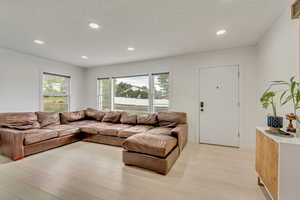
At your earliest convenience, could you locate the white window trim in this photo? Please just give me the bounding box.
[97,72,170,113]
[40,72,71,112]
[97,77,112,110]
[149,73,154,113]
[152,72,170,112]
[110,77,114,110]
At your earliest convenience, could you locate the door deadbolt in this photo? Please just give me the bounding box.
[200,102,204,112]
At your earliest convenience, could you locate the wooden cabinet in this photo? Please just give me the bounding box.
[256,129,278,200]
[256,128,300,200]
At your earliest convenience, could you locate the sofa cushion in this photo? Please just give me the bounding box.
[68,120,98,128]
[24,129,58,145]
[36,112,60,128]
[118,125,154,138]
[81,123,131,136]
[146,127,172,136]
[137,113,158,125]
[120,112,137,124]
[44,125,80,137]
[123,133,177,158]
[60,111,85,124]
[85,108,106,121]
[102,111,122,123]
[0,112,40,130]
[98,123,132,136]
[80,122,114,134]
[157,112,187,127]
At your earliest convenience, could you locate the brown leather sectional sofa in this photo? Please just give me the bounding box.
[0,109,188,174]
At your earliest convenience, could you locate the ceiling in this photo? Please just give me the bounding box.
[0,0,291,67]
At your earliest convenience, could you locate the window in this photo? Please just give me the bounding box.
[42,72,70,112]
[113,75,149,113]
[153,73,169,112]
[97,73,169,113]
[98,78,111,110]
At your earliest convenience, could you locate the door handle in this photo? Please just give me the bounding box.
[200,101,204,112]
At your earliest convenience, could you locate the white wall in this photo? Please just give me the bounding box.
[257,6,299,126]
[0,2,295,149]
[0,48,86,112]
[85,46,258,148]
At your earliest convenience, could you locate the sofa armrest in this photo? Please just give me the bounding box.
[171,124,188,152]
[0,128,25,160]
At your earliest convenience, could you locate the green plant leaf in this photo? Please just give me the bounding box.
[290,76,295,82]
[269,82,289,87]
[270,91,275,97]
[280,90,287,103]
[261,91,275,99]
[281,95,293,105]
[296,90,300,103]
[291,81,296,94]
[262,102,269,109]
[271,80,287,83]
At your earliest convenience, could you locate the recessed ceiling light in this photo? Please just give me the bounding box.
[33,40,45,45]
[89,22,100,29]
[127,47,135,51]
[81,56,88,59]
[216,29,227,36]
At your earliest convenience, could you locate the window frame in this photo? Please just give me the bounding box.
[112,74,150,113]
[152,72,170,113]
[97,72,170,113]
[97,77,112,110]
[40,72,71,112]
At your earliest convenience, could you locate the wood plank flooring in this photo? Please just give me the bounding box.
[0,142,269,200]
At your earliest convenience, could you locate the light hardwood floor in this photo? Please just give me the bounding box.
[0,142,269,200]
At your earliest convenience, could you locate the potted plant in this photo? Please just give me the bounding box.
[271,76,300,132]
[274,77,300,121]
[260,88,283,130]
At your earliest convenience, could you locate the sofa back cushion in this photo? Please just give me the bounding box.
[137,113,158,125]
[102,111,122,123]
[60,110,85,124]
[157,112,187,127]
[120,112,137,124]
[36,112,60,128]
[85,108,106,121]
[0,112,40,130]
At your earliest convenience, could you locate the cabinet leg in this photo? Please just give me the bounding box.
[257,177,264,186]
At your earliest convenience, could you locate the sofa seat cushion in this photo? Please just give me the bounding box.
[145,127,172,136]
[118,125,154,138]
[81,123,132,136]
[122,133,177,158]
[44,125,80,137]
[24,129,58,145]
[68,120,98,128]
[80,122,114,134]
[98,123,132,136]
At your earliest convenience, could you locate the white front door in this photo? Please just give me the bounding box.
[199,66,240,147]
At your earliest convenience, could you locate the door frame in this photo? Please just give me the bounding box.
[197,65,241,147]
